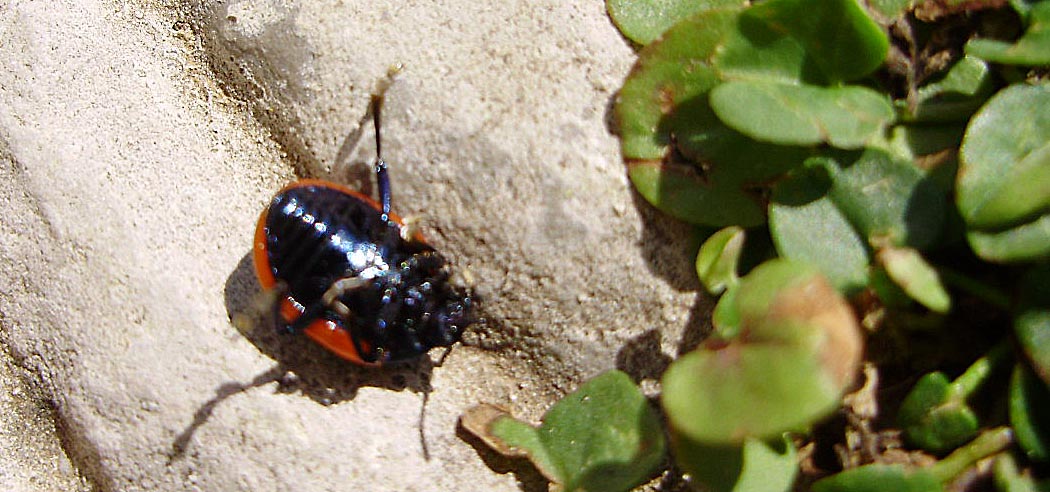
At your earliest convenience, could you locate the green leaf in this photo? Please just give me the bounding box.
[710,81,894,148]
[897,372,979,454]
[616,9,737,160]
[966,2,1050,65]
[1016,264,1050,385]
[729,0,889,84]
[958,83,1050,247]
[876,246,951,313]
[696,226,746,295]
[607,0,746,46]
[712,284,743,340]
[769,150,948,294]
[490,415,560,478]
[712,7,811,84]
[628,160,768,227]
[618,8,809,227]
[1010,364,1050,462]
[883,123,966,163]
[898,343,1010,454]
[461,405,562,481]
[769,164,871,293]
[966,213,1050,263]
[673,434,797,492]
[462,371,666,492]
[812,464,943,492]
[903,55,997,123]
[868,264,917,308]
[824,150,946,250]
[662,259,862,443]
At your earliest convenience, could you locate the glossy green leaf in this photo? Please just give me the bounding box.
[662,259,862,443]
[710,81,894,148]
[897,372,979,454]
[727,0,889,84]
[770,150,948,294]
[712,284,742,340]
[673,434,797,492]
[958,83,1050,256]
[883,123,966,163]
[463,371,665,492]
[966,214,1050,263]
[667,96,810,205]
[812,464,943,492]
[824,150,946,250]
[966,2,1050,65]
[618,8,808,227]
[903,55,997,123]
[868,264,916,308]
[1010,364,1050,462]
[696,226,745,295]
[876,246,951,313]
[898,343,1011,454]
[1016,264,1050,384]
[712,8,810,84]
[1010,0,1038,20]
[616,9,737,160]
[769,164,871,293]
[628,160,767,227]
[489,416,558,477]
[607,0,745,46]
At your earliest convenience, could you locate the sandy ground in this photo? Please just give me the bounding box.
[0,0,705,490]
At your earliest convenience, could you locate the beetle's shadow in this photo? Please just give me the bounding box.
[170,252,438,461]
[170,251,439,459]
[221,251,437,402]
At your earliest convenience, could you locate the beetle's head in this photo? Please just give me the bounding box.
[424,292,474,348]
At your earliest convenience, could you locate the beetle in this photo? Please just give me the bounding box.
[252,86,474,366]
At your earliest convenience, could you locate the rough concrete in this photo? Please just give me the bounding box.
[0,0,705,490]
[0,340,89,491]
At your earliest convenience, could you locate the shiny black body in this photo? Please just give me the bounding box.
[261,182,472,363]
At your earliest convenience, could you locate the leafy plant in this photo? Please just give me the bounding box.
[461,371,665,492]
[462,0,1050,490]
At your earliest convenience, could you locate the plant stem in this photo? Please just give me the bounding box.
[952,340,1013,397]
[929,427,1013,483]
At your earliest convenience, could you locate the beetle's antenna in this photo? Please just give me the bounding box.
[372,94,384,163]
[372,64,402,218]
[419,388,432,461]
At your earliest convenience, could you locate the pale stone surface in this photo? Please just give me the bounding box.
[0,343,88,491]
[0,0,702,490]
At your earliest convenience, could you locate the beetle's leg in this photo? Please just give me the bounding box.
[321,276,372,318]
[320,273,390,363]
